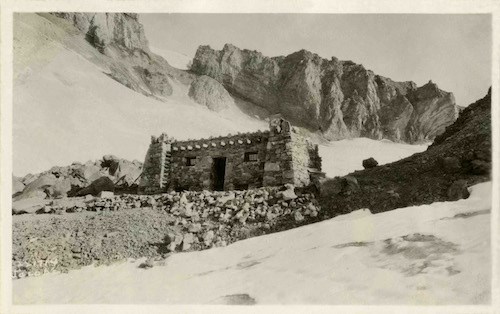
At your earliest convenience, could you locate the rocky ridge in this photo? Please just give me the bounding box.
[319,88,491,215]
[43,13,458,143]
[45,13,193,99]
[191,44,459,143]
[13,155,142,205]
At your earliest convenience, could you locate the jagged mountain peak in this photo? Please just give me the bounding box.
[191,43,458,143]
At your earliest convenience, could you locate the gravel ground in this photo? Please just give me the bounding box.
[12,209,179,278]
[12,185,321,279]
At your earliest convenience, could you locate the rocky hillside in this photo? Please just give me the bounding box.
[47,13,193,99]
[191,44,459,143]
[319,88,491,215]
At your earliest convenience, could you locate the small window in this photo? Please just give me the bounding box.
[244,152,258,162]
[186,156,197,166]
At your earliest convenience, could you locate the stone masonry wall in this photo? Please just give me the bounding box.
[140,118,322,193]
[263,118,295,186]
[289,131,322,187]
[139,134,172,194]
[169,132,269,191]
[290,131,312,186]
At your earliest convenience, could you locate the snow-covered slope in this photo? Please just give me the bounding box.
[13,14,267,176]
[14,47,266,176]
[150,46,192,70]
[13,182,491,304]
[320,138,427,177]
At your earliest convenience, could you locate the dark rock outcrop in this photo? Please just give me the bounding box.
[191,44,459,143]
[76,176,115,196]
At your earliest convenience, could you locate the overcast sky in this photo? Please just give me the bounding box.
[140,14,491,107]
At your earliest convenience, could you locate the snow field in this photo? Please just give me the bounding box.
[13,182,491,304]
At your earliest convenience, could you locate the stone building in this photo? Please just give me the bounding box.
[139,117,322,194]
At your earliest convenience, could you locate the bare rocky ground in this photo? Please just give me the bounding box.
[12,185,321,279]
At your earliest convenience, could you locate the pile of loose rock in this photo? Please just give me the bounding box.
[13,184,321,278]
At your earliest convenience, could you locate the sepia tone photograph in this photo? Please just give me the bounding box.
[1,0,498,312]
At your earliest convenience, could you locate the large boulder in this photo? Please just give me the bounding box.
[101,155,142,186]
[113,160,143,186]
[76,176,115,196]
[12,197,48,215]
[101,155,120,171]
[16,174,57,200]
[188,75,234,112]
[12,176,25,196]
[48,178,72,198]
[319,175,360,197]
[447,180,470,201]
[342,176,360,195]
[15,173,74,200]
[20,173,39,186]
[362,157,378,169]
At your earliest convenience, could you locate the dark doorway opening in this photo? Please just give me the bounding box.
[212,157,227,191]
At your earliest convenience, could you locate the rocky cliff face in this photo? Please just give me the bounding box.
[51,13,149,53]
[191,44,459,143]
[48,13,192,99]
[47,13,458,143]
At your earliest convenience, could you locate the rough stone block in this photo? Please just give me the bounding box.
[98,191,114,198]
[264,163,280,171]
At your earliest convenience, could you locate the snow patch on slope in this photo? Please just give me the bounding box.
[14,47,267,176]
[13,14,268,176]
[13,182,491,305]
[319,138,428,177]
[150,46,192,70]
